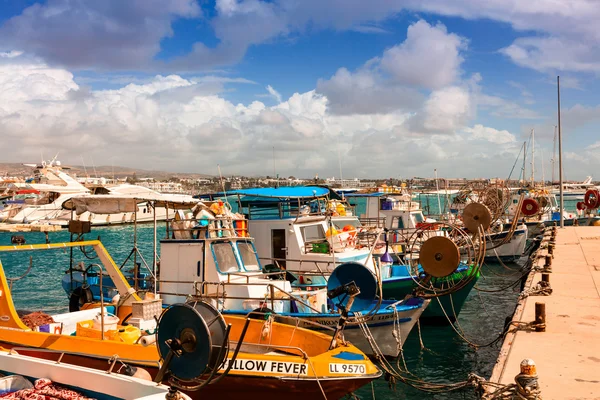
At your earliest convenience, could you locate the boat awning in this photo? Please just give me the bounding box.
[229,186,331,199]
[63,194,202,215]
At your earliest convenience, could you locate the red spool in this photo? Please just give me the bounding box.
[576,201,587,211]
[584,189,600,209]
[521,198,540,216]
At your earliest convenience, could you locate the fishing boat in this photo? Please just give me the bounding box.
[348,191,527,262]
[0,347,192,400]
[506,188,600,234]
[58,194,429,358]
[0,240,381,399]
[199,186,484,325]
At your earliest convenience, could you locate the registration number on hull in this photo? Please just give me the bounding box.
[328,363,366,374]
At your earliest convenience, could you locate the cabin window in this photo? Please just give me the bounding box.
[300,224,326,243]
[237,241,261,271]
[212,242,240,273]
[412,212,425,223]
[393,216,404,229]
[513,199,519,204]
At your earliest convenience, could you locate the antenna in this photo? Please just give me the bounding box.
[90,156,98,178]
[272,146,278,187]
[217,164,231,208]
[541,149,545,188]
[81,156,89,180]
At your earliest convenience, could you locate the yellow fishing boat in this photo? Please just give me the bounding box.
[0,241,381,399]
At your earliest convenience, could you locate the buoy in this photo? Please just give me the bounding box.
[577,201,586,211]
[325,227,339,237]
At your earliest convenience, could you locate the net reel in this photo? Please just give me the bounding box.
[406,220,485,298]
[326,262,378,348]
[154,302,232,392]
[450,183,510,223]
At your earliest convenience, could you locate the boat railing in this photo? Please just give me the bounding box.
[156,278,327,315]
[358,217,386,228]
[166,215,250,240]
[259,256,336,274]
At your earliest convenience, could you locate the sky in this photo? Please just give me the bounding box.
[0,0,599,180]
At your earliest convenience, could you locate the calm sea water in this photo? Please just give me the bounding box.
[0,198,576,398]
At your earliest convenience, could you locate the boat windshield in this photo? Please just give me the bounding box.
[212,242,241,273]
[236,241,261,271]
[412,212,425,223]
[300,224,326,243]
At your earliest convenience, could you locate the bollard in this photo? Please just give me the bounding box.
[541,273,550,283]
[535,303,546,332]
[515,359,540,398]
[548,243,554,256]
[543,255,552,271]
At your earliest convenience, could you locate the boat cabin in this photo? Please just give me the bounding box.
[346,193,431,231]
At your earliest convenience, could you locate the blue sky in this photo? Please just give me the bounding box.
[0,0,599,179]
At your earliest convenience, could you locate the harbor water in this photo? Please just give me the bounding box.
[0,198,579,399]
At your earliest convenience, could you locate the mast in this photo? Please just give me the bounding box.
[522,141,527,184]
[558,76,564,228]
[531,128,535,186]
[551,126,557,185]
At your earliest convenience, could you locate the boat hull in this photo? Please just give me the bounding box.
[483,227,527,262]
[12,345,380,400]
[226,298,429,358]
[381,267,479,324]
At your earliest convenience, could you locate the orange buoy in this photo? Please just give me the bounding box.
[521,198,539,216]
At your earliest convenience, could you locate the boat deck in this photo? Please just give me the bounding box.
[490,226,600,399]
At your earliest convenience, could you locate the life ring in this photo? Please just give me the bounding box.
[577,201,586,211]
[521,198,539,216]
[584,189,600,209]
[69,286,94,312]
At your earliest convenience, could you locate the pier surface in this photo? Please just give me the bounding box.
[490,226,600,399]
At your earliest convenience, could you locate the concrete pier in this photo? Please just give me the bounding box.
[489,226,600,399]
[0,223,62,232]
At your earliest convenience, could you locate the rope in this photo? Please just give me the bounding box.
[519,281,552,299]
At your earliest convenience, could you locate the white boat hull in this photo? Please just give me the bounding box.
[484,226,528,261]
[0,350,190,400]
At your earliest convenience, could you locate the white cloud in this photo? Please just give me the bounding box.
[380,20,467,89]
[316,67,423,115]
[420,86,471,132]
[266,85,282,103]
[464,124,516,144]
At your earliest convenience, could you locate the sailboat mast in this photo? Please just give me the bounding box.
[531,128,535,186]
[551,126,557,185]
[522,141,527,184]
[558,76,564,228]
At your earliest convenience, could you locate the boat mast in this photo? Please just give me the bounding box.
[434,168,442,216]
[522,141,527,185]
[551,126,557,185]
[558,76,564,228]
[531,128,535,187]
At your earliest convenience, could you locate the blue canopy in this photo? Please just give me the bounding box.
[229,186,330,199]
